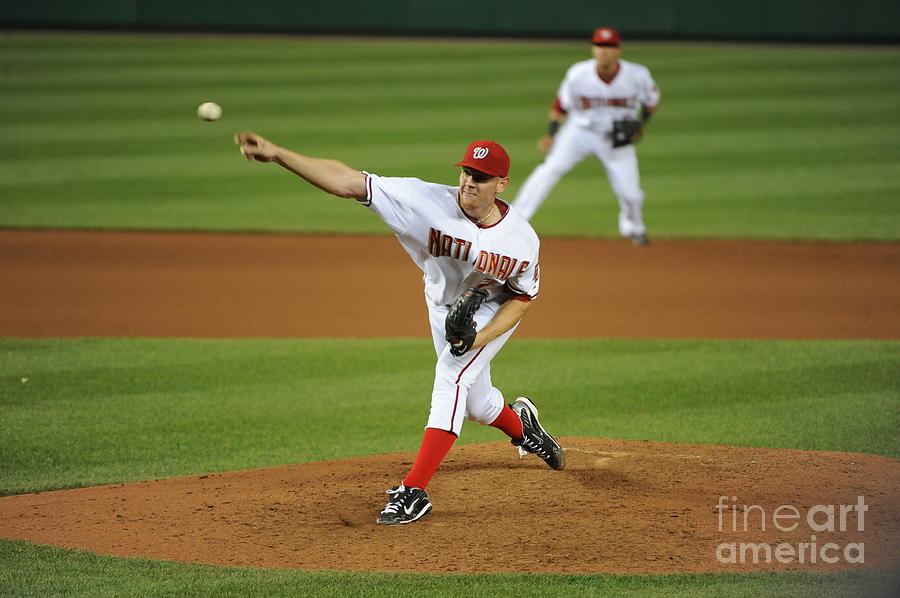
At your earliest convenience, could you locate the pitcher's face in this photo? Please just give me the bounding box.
[459,167,508,213]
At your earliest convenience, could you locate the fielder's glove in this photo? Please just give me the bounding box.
[445,288,488,356]
[612,119,642,148]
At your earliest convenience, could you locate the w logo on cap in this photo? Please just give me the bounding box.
[592,27,621,46]
[454,140,510,177]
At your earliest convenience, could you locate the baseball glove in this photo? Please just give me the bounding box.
[612,119,642,148]
[445,288,488,357]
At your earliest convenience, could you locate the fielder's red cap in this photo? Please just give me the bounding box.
[454,140,510,178]
[592,27,621,46]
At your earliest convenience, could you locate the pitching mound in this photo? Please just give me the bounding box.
[1,438,897,574]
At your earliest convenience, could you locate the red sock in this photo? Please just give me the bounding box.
[402,427,456,490]
[489,404,524,440]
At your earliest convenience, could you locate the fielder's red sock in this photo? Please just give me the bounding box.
[402,427,457,490]
[489,404,524,440]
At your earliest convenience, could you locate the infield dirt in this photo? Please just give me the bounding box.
[1,230,898,574]
[2,230,898,339]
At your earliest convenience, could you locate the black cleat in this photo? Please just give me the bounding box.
[376,485,432,525]
[511,397,566,470]
[630,233,651,246]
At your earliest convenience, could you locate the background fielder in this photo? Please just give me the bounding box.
[235,132,565,525]
[514,27,661,245]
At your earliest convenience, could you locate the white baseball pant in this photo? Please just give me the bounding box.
[425,299,518,436]
[514,122,646,238]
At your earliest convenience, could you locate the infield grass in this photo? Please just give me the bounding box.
[1,539,897,598]
[2,337,897,495]
[2,32,899,240]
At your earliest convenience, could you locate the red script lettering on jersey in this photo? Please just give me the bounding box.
[474,251,529,281]
[429,228,473,261]
[428,228,529,282]
[579,96,635,109]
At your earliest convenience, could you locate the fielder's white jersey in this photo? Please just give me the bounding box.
[361,173,541,308]
[557,58,660,134]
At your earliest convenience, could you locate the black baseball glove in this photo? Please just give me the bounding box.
[612,119,642,148]
[445,288,488,356]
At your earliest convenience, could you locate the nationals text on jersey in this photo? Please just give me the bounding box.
[428,227,531,282]
[580,96,635,109]
[428,227,473,261]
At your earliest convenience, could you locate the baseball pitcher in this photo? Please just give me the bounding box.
[235,133,565,525]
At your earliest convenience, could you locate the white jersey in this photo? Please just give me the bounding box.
[361,173,541,308]
[557,58,660,134]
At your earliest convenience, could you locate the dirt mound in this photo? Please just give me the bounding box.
[1,438,897,574]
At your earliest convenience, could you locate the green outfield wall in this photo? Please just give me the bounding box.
[2,0,898,41]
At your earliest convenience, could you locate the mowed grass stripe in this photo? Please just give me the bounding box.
[2,32,899,238]
[2,337,896,496]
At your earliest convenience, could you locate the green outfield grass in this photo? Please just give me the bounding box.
[1,337,898,596]
[2,32,899,240]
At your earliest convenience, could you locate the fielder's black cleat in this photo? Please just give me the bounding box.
[511,397,566,470]
[376,485,432,525]
[630,233,651,246]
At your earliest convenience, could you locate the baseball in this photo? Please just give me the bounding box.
[197,102,222,121]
